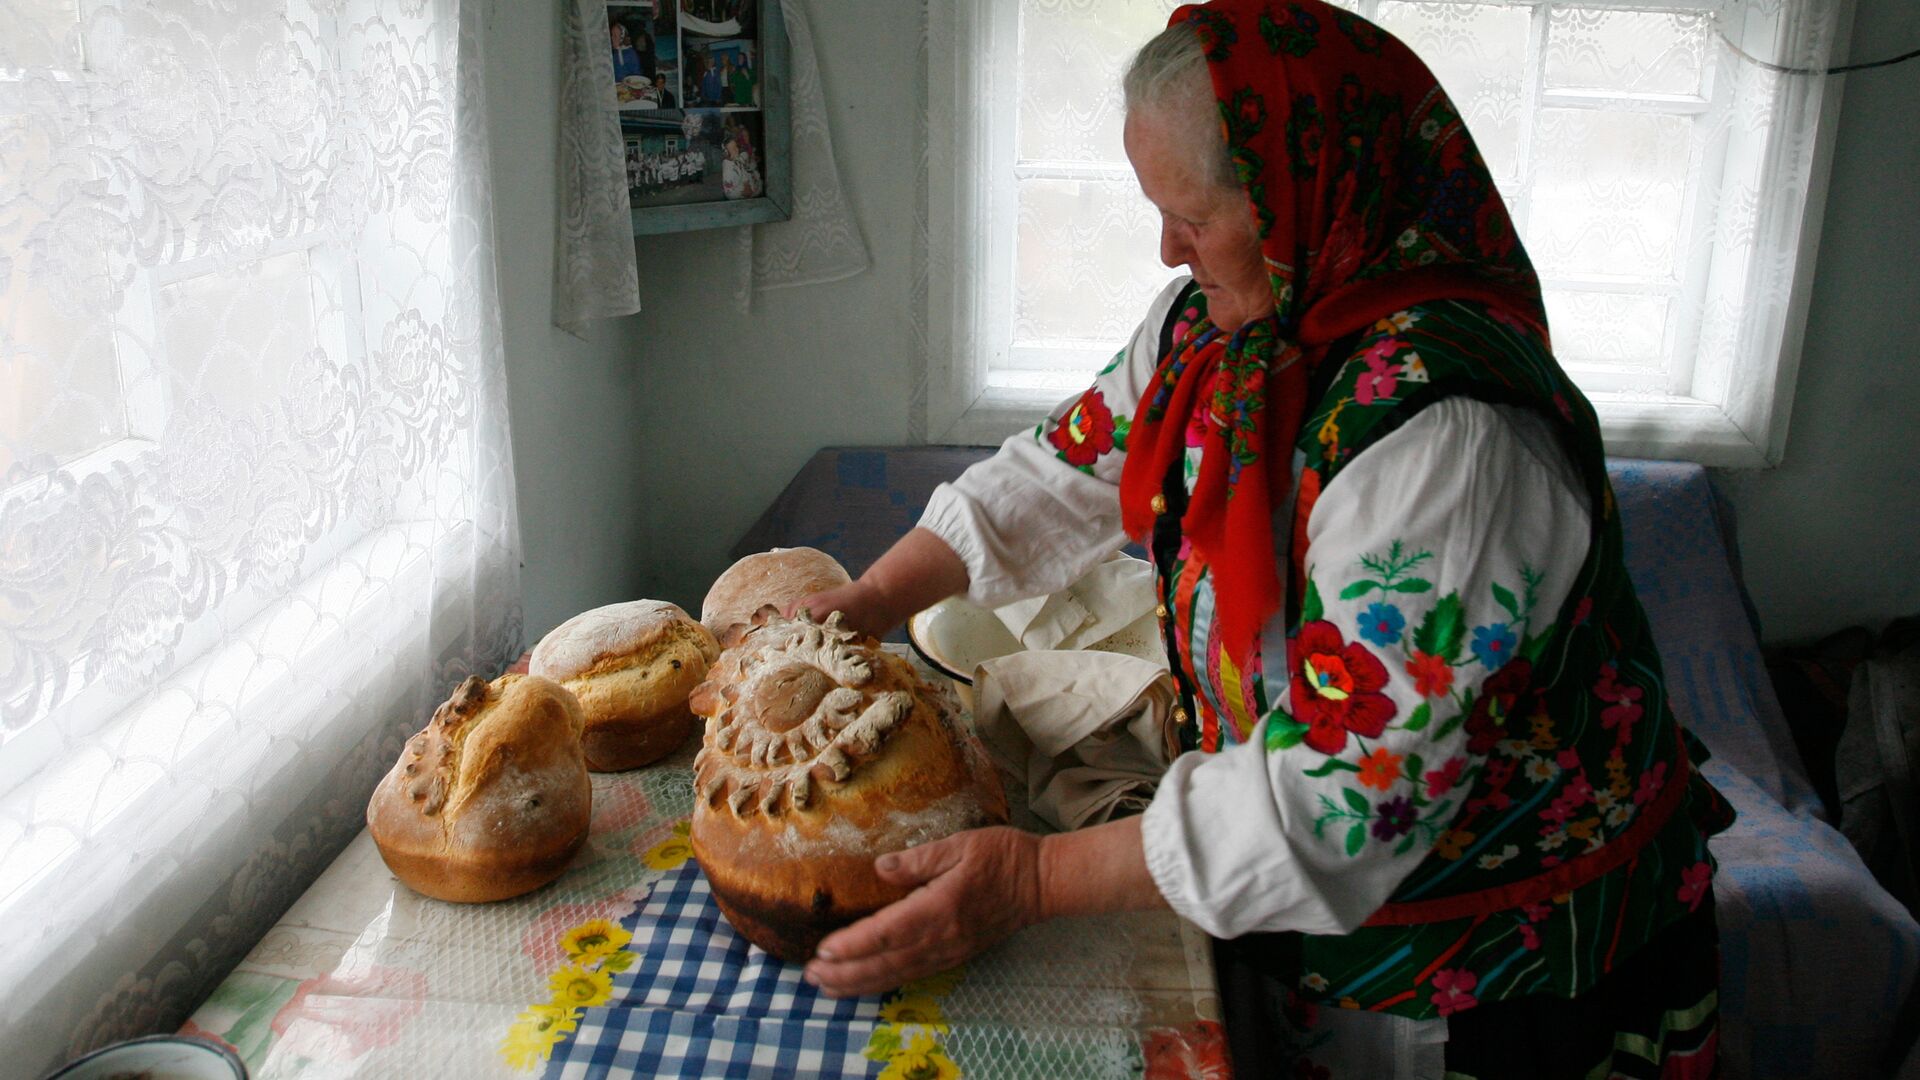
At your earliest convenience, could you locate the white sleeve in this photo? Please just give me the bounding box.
[1140,397,1592,938]
[918,276,1190,608]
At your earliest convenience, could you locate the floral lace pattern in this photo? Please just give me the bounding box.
[0,1,521,1071]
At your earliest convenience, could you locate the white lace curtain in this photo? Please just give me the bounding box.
[0,0,521,1073]
[552,0,870,333]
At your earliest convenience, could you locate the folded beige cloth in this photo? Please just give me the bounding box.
[973,650,1180,832]
[993,553,1157,652]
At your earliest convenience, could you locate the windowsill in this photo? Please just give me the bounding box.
[0,516,467,997]
[935,380,1779,467]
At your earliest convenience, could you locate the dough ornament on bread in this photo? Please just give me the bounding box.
[701,547,852,642]
[688,609,1009,962]
[368,674,591,903]
[531,600,719,771]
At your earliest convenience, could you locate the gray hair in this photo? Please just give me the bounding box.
[1122,21,1236,191]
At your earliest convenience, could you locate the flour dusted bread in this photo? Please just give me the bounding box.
[701,547,852,641]
[368,674,591,903]
[531,600,720,771]
[688,610,1008,961]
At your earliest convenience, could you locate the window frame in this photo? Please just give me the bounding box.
[923,0,1858,466]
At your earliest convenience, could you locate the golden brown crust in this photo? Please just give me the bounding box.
[701,548,853,640]
[367,674,592,903]
[688,611,1007,961]
[531,601,719,772]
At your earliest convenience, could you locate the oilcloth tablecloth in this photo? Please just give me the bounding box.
[181,654,1225,1079]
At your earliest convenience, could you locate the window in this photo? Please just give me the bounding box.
[0,0,519,1059]
[924,0,1855,465]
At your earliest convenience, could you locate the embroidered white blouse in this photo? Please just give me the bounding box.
[918,277,1594,938]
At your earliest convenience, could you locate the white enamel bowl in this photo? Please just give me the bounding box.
[45,1035,248,1079]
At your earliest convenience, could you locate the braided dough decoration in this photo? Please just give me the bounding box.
[688,610,1008,961]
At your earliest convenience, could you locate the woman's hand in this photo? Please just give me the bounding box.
[789,579,894,639]
[803,827,1044,998]
[784,527,971,640]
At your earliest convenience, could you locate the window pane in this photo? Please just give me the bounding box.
[0,0,81,71]
[1013,177,1174,355]
[1018,0,1180,164]
[157,250,316,418]
[1545,8,1711,98]
[1374,1,1530,180]
[1542,289,1669,374]
[1525,108,1691,280]
[0,113,127,475]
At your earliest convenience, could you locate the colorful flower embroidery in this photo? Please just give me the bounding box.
[1356,747,1404,791]
[1290,620,1396,754]
[1371,795,1416,840]
[1470,622,1517,669]
[1356,601,1405,647]
[1677,861,1712,911]
[1429,968,1479,1016]
[1405,649,1454,698]
[1046,387,1118,468]
[1464,658,1532,754]
[1424,756,1464,797]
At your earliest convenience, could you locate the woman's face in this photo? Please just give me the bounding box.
[1124,105,1269,332]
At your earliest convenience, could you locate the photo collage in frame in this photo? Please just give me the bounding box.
[611,0,766,209]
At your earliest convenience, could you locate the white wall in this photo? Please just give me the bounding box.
[1711,0,1920,644]
[493,0,1919,648]
[485,0,659,641]
[616,0,923,614]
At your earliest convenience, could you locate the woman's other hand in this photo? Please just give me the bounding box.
[803,827,1043,998]
[790,579,893,639]
[784,527,970,639]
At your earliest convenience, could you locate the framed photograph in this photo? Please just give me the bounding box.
[612,0,789,234]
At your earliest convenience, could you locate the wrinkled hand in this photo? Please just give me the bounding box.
[804,827,1045,997]
[788,580,898,639]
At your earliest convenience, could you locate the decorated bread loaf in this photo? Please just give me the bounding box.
[530,600,720,771]
[688,610,1009,962]
[368,674,591,903]
[701,547,852,642]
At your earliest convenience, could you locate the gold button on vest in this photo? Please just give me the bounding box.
[1172,706,1190,725]
[1150,493,1167,515]
[1154,603,1168,620]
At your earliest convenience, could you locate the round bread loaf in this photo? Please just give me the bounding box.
[688,610,1008,962]
[530,600,720,772]
[368,674,591,903]
[701,547,852,642]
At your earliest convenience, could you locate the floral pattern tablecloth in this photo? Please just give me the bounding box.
[181,668,1225,1079]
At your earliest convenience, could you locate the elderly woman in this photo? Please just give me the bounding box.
[799,1,1733,1075]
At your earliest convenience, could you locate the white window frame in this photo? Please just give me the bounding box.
[924,0,1857,467]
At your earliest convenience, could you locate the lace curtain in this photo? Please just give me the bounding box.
[553,0,869,334]
[0,0,521,1073]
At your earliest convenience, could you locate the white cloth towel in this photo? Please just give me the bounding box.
[973,650,1179,832]
[994,552,1157,652]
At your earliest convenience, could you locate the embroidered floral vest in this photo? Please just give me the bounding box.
[1150,290,1734,1019]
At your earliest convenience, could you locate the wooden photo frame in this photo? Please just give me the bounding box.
[610,0,791,235]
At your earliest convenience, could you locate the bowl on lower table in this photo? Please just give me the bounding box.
[43,1035,248,1079]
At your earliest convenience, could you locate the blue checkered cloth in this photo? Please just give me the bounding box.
[545,862,883,1079]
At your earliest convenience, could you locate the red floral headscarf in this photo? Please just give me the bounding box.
[1117,0,1548,666]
